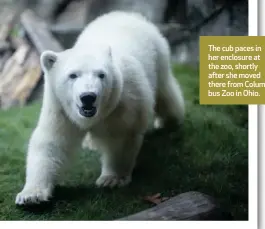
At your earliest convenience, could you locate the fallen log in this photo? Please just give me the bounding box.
[0,42,41,109]
[11,51,41,107]
[117,191,232,220]
[0,50,12,73]
[4,9,66,106]
[20,9,63,54]
[50,21,191,49]
[0,8,17,41]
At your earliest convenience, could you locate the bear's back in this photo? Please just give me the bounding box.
[73,11,168,90]
[74,11,164,61]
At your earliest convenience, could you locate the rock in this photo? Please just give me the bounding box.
[51,0,168,49]
[0,41,11,55]
[170,0,248,66]
[86,0,167,24]
[20,10,63,54]
[50,0,248,66]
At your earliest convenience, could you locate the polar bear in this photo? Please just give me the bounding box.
[15,11,185,205]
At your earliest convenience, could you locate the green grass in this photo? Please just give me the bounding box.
[0,65,248,220]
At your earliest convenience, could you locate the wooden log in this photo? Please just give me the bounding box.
[0,37,41,109]
[50,23,84,48]
[117,191,232,220]
[0,8,16,41]
[50,21,190,48]
[0,9,65,109]
[0,50,13,73]
[11,51,41,107]
[50,0,90,48]
[0,60,24,109]
[0,41,11,54]
[52,0,76,20]
[20,9,63,54]
[34,0,75,22]
[0,49,41,109]
[1,42,30,77]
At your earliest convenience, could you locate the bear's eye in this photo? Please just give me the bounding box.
[69,73,78,79]
[97,71,106,79]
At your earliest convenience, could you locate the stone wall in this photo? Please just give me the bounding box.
[24,0,249,66]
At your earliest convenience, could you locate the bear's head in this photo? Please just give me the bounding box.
[40,46,123,129]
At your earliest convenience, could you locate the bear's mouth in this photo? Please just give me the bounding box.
[78,106,97,118]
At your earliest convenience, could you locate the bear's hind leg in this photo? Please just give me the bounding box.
[154,72,185,129]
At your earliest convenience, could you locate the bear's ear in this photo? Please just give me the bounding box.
[40,50,58,72]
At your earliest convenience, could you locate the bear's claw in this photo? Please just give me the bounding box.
[15,188,51,205]
[96,175,131,188]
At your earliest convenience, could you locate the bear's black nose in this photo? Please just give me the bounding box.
[80,92,97,107]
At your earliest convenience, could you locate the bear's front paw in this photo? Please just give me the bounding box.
[96,175,131,188]
[15,187,52,205]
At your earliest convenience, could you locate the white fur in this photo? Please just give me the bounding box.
[15,11,185,205]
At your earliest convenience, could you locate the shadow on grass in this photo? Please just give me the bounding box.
[16,127,185,216]
[15,115,247,220]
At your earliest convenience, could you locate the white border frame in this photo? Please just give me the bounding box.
[247,0,258,228]
[258,0,264,228]
[1,0,258,228]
